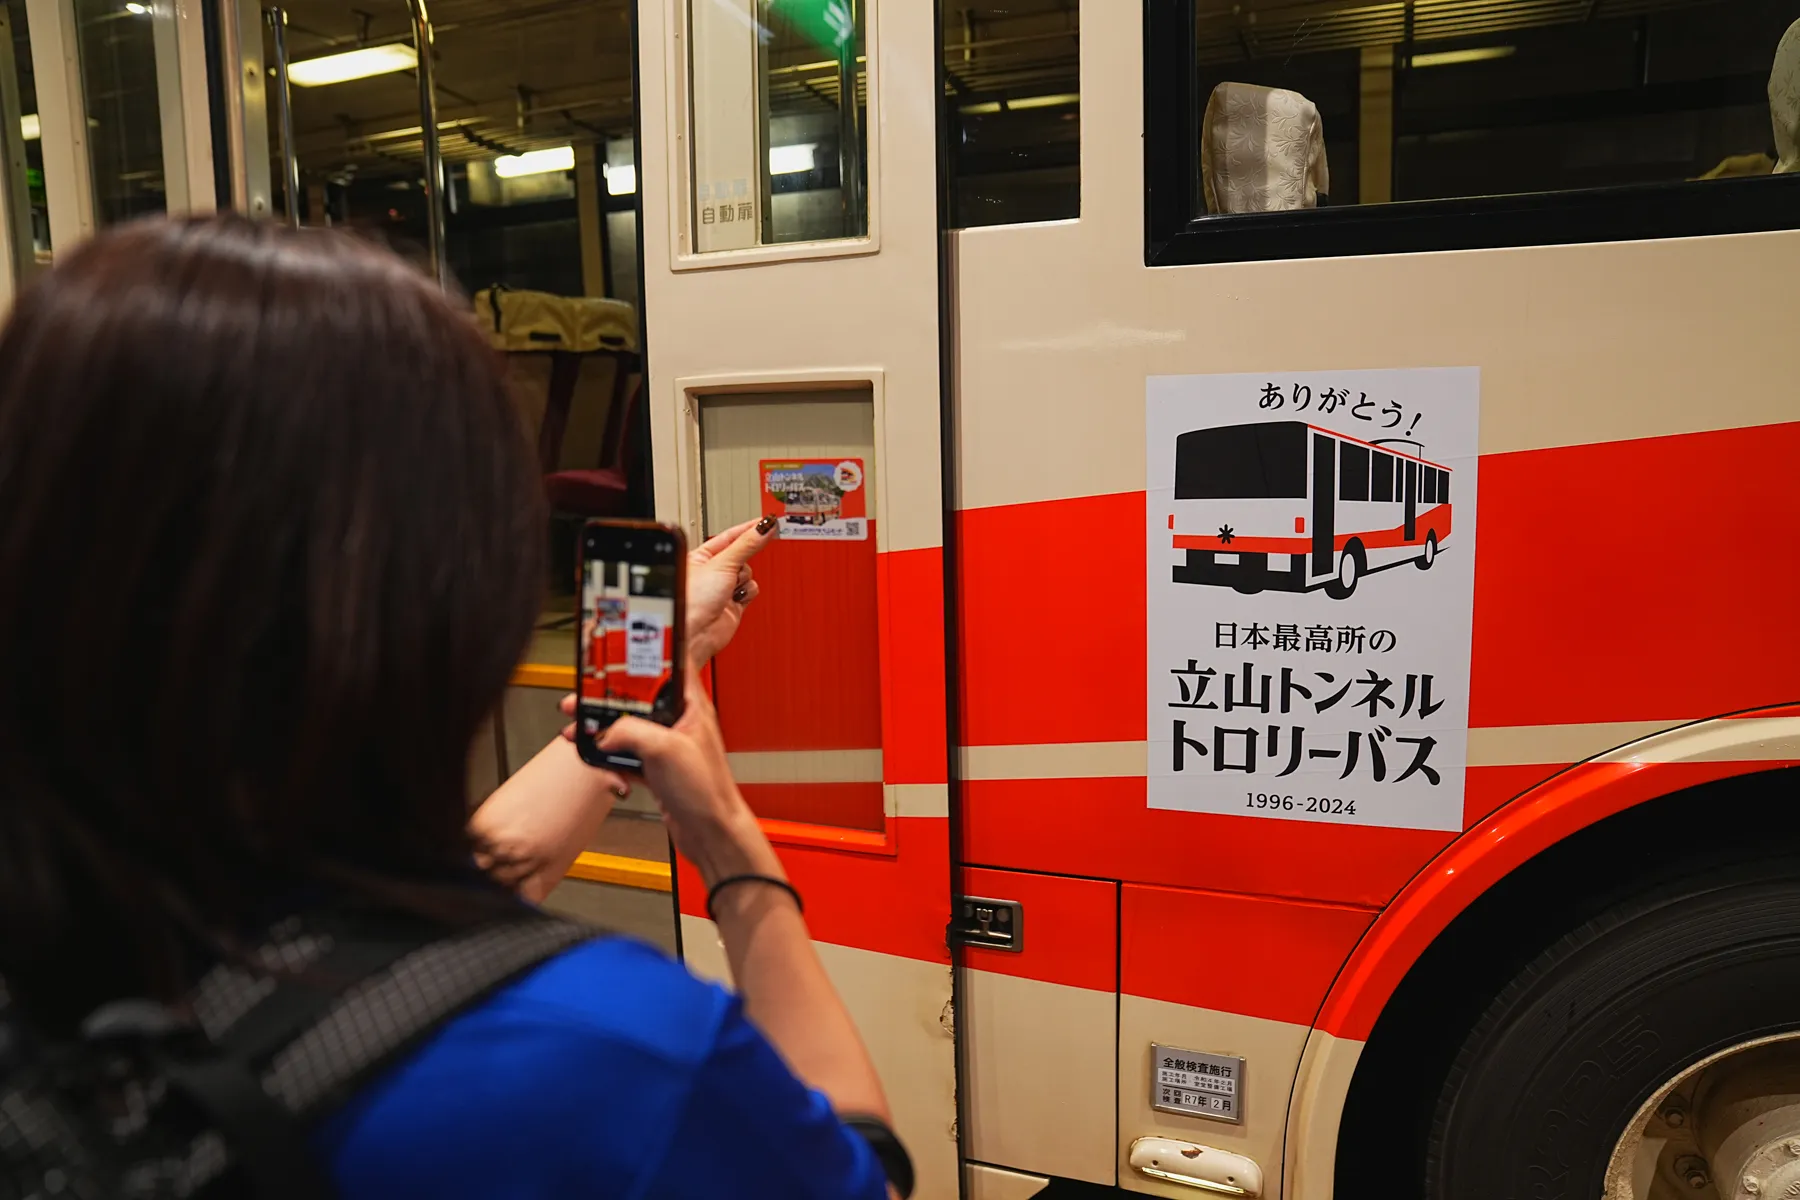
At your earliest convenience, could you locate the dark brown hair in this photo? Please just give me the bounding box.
[0,217,544,1027]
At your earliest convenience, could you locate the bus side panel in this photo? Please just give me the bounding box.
[959,868,1119,1186]
[1115,886,1373,1191]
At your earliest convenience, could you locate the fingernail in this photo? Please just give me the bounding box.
[613,784,631,799]
[755,516,777,534]
[732,585,748,603]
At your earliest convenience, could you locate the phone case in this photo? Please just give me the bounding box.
[573,520,687,772]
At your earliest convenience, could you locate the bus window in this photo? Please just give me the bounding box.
[1371,451,1395,502]
[1174,420,1309,499]
[71,0,169,225]
[686,0,868,253]
[944,0,1079,228]
[1441,470,1450,503]
[1146,0,1800,261]
[1339,441,1370,501]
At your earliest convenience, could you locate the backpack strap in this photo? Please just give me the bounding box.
[264,914,598,1119]
[166,910,600,1194]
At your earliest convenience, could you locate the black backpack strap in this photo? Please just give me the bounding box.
[264,914,598,1119]
[166,911,599,1195]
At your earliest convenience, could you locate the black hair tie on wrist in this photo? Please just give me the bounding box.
[704,874,803,920]
[842,1115,914,1198]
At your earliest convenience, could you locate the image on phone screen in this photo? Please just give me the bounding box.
[578,555,679,738]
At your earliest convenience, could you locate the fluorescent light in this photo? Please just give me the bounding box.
[124,2,150,13]
[768,143,816,174]
[288,43,418,88]
[494,146,575,178]
[959,92,1080,115]
[1410,45,1514,68]
[604,162,636,195]
[20,113,38,141]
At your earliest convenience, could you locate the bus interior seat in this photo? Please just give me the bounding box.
[474,286,643,520]
[1200,81,1330,214]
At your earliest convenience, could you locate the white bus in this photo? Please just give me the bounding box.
[1168,419,1452,599]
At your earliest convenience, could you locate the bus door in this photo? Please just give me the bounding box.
[1403,458,1418,541]
[635,3,955,1197]
[1310,432,1335,577]
[0,0,216,304]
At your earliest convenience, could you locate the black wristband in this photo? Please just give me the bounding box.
[704,874,803,920]
[842,1115,914,1198]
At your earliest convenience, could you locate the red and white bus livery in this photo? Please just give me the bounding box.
[1169,420,1452,600]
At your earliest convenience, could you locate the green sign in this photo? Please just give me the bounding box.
[767,0,854,53]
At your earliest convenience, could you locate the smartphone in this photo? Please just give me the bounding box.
[575,519,687,771]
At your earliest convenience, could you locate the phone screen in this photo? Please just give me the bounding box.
[576,521,685,768]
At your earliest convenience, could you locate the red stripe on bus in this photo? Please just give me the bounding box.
[1303,422,1452,472]
[961,867,1116,993]
[1470,421,1800,727]
[677,815,951,966]
[1172,503,1452,555]
[1726,704,1800,719]
[959,423,1800,748]
[960,764,1557,905]
[712,521,882,751]
[962,775,1454,907]
[1121,884,1374,1027]
[1317,758,1798,1041]
[958,491,1148,748]
[879,547,948,784]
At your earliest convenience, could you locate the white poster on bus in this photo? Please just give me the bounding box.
[1145,368,1480,832]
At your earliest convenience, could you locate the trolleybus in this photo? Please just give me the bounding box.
[7,1,1797,1197]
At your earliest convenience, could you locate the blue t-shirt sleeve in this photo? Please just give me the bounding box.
[638,993,889,1200]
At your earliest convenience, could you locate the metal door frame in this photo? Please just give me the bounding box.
[18,0,215,259]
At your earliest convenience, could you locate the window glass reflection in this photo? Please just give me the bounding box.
[688,0,868,251]
[75,0,167,225]
[944,0,1079,228]
[1191,0,1799,214]
[266,0,644,660]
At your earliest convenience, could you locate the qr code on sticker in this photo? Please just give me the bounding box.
[844,521,862,537]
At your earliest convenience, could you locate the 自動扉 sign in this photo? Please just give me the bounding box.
[1145,368,1481,832]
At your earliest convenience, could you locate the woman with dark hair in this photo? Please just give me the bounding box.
[0,217,899,1198]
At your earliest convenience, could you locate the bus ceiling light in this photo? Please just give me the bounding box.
[768,143,816,175]
[1410,45,1514,68]
[960,92,1080,115]
[603,163,636,196]
[19,113,38,141]
[287,43,419,88]
[124,2,150,13]
[494,146,575,178]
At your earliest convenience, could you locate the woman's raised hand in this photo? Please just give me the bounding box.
[686,517,777,668]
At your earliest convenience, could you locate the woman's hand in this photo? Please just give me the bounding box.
[687,517,776,668]
[595,667,782,886]
[558,517,775,743]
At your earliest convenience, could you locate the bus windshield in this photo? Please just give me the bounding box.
[1173,421,1309,499]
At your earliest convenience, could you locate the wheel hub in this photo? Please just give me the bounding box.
[1606,1036,1800,1200]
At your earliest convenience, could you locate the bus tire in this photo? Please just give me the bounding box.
[1416,531,1437,570]
[1324,541,1363,599]
[1422,858,1800,1200]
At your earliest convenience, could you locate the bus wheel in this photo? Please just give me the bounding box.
[1423,860,1800,1200]
[1325,542,1362,599]
[1416,532,1438,570]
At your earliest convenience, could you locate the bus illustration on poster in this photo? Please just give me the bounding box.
[1146,368,1480,833]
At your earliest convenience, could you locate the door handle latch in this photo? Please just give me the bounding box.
[948,896,1022,952]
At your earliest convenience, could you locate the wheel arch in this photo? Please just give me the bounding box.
[1282,705,1800,1200]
